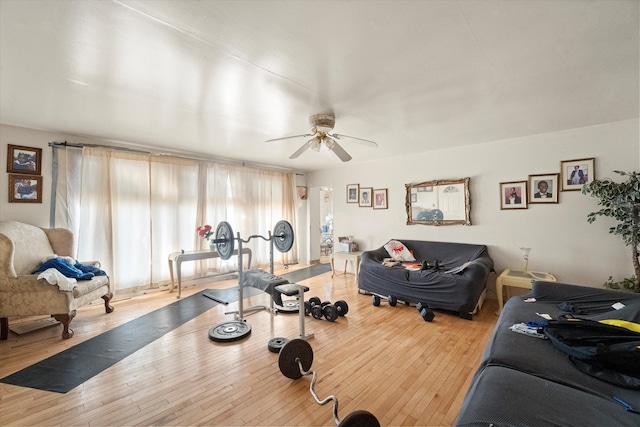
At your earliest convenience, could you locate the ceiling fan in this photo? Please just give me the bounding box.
[266,114,378,162]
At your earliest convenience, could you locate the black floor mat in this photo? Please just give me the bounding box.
[0,286,262,393]
[0,264,328,393]
[280,263,331,283]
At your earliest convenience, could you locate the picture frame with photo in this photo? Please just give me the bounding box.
[528,173,559,203]
[9,174,42,203]
[346,184,359,203]
[297,186,308,200]
[7,144,42,175]
[500,181,527,210]
[373,188,388,210]
[561,157,595,191]
[359,187,373,207]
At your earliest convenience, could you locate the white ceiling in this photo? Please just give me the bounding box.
[1,0,638,172]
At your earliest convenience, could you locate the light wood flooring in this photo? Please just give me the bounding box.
[0,264,498,426]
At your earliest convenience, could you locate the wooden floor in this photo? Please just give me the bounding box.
[0,264,498,426]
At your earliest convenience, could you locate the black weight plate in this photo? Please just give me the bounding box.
[304,301,311,316]
[321,300,331,307]
[388,295,397,306]
[215,221,235,260]
[338,410,381,427]
[335,300,349,316]
[208,321,251,342]
[268,337,290,353]
[311,305,323,320]
[308,296,321,307]
[372,295,380,306]
[322,304,338,322]
[273,220,294,253]
[278,338,313,380]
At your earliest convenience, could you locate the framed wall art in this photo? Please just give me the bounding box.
[500,181,527,210]
[297,186,308,200]
[346,184,359,203]
[373,188,388,210]
[529,173,559,203]
[9,174,42,203]
[359,187,373,207]
[561,157,595,191]
[7,144,42,175]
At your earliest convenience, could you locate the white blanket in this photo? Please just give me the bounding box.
[37,268,77,291]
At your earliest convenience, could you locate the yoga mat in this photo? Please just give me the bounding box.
[0,286,262,393]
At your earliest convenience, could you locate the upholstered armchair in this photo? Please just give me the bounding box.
[0,221,113,340]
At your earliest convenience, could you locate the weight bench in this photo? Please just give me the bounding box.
[275,283,313,340]
[238,269,302,313]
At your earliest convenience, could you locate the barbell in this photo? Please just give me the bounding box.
[278,339,380,427]
[209,220,295,260]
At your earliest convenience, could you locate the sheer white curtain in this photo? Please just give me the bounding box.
[54,146,297,296]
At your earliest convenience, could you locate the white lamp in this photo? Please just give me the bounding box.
[519,247,532,273]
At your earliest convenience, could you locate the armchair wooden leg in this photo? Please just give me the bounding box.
[52,311,76,339]
[102,292,114,313]
[1,317,8,340]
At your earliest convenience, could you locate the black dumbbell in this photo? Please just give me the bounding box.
[416,301,435,322]
[371,294,399,307]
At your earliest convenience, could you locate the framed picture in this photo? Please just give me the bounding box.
[373,188,388,210]
[561,157,595,191]
[9,174,42,203]
[7,144,42,175]
[346,184,359,203]
[528,173,559,203]
[297,186,308,200]
[359,187,373,207]
[500,181,527,210]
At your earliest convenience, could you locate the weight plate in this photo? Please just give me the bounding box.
[268,337,290,353]
[277,300,299,313]
[372,295,380,306]
[273,220,294,253]
[322,304,338,322]
[215,221,235,260]
[311,305,323,320]
[338,410,381,427]
[335,300,349,316]
[304,301,311,316]
[208,321,251,342]
[278,338,313,380]
[388,295,397,307]
[308,296,321,307]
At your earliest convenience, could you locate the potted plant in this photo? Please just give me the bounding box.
[582,170,640,292]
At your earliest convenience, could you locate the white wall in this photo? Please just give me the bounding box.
[306,119,640,291]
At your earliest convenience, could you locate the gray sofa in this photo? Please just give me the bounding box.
[455,280,640,426]
[357,240,494,319]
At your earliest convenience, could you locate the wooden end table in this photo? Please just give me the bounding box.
[496,269,556,313]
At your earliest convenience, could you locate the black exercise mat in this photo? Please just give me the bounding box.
[0,286,262,393]
[280,263,331,283]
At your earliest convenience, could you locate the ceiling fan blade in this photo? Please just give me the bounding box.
[289,137,317,159]
[325,136,352,162]
[266,133,313,143]
[331,133,378,148]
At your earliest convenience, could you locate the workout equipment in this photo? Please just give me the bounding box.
[417,302,435,322]
[278,339,380,427]
[268,337,290,353]
[208,220,296,343]
[275,283,314,340]
[305,299,348,322]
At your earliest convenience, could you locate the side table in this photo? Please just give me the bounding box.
[330,251,363,280]
[496,269,556,313]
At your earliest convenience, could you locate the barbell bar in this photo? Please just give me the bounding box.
[210,220,295,260]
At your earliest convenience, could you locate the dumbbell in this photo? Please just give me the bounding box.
[306,298,349,322]
[416,301,435,322]
[278,339,380,427]
[371,294,405,307]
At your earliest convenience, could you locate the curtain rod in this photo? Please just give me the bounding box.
[49,141,302,174]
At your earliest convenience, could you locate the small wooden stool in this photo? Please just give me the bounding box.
[274,284,313,340]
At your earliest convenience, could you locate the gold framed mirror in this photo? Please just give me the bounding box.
[405,177,471,225]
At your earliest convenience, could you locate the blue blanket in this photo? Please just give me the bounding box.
[32,258,106,280]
